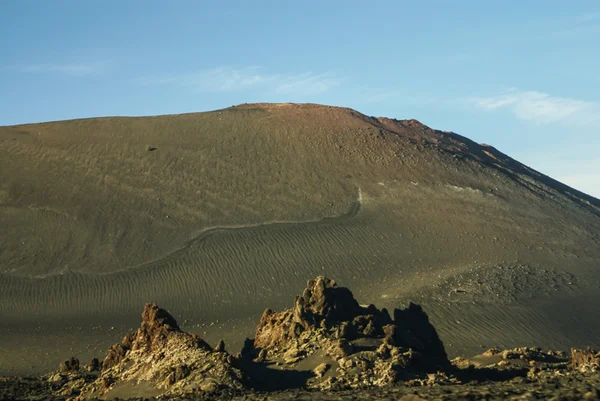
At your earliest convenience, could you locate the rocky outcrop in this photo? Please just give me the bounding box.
[250,276,450,389]
[571,348,600,372]
[43,276,600,398]
[59,357,80,373]
[74,303,245,399]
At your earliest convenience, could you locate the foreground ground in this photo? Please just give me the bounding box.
[2,365,599,400]
[1,277,598,400]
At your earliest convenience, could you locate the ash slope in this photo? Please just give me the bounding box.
[0,103,599,375]
[2,102,598,277]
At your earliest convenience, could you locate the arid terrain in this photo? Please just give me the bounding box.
[1,277,599,400]
[1,103,599,399]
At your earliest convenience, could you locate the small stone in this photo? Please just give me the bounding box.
[362,320,377,337]
[48,373,64,383]
[199,379,219,392]
[313,363,330,378]
[483,348,500,357]
[284,355,301,364]
[215,339,226,352]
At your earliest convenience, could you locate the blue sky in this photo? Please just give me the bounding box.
[1,1,599,198]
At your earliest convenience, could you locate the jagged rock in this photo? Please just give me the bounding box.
[483,348,501,357]
[215,339,226,352]
[392,303,450,371]
[42,277,455,396]
[314,363,331,378]
[102,343,129,371]
[327,339,354,360]
[255,277,394,350]
[59,357,79,373]
[86,357,101,372]
[74,303,245,399]
[48,373,65,383]
[240,337,254,357]
[336,321,356,340]
[254,348,268,363]
[251,276,450,388]
[571,348,600,372]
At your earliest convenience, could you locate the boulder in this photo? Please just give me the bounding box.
[58,357,79,373]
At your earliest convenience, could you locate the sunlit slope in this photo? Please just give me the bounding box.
[1,103,598,277]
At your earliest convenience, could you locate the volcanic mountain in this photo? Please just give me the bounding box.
[1,103,599,375]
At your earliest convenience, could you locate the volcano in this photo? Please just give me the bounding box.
[1,103,598,376]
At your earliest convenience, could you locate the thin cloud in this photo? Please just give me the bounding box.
[20,62,106,76]
[134,67,340,95]
[469,89,600,127]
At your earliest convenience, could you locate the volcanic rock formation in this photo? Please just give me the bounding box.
[74,303,245,399]
[248,276,450,389]
[44,277,456,397]
[40,276,600,399]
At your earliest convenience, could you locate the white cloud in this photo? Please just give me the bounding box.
[21,62,106,76]
[134,67,340,95]
[469,89,600,127]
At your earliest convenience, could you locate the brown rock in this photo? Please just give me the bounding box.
[59,357,79,373]
[483,348,501,357]
[78,303,244,399]
[327,339,354,359]
[86,357,101,372]
[362,319,377,337]
[255,276,391,349]
[571,347,600,371]
[102,343,129,371]
[215,339,226,352]
[314,363,331,378]
[254,348,268,363]
[392,303,450,371]
[336,321,356,340]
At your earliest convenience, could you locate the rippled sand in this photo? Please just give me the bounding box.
[1,104,599,375]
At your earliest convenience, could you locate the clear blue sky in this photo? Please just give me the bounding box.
[1,1,599,197]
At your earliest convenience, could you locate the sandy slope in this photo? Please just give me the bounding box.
[1,103,599,375]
